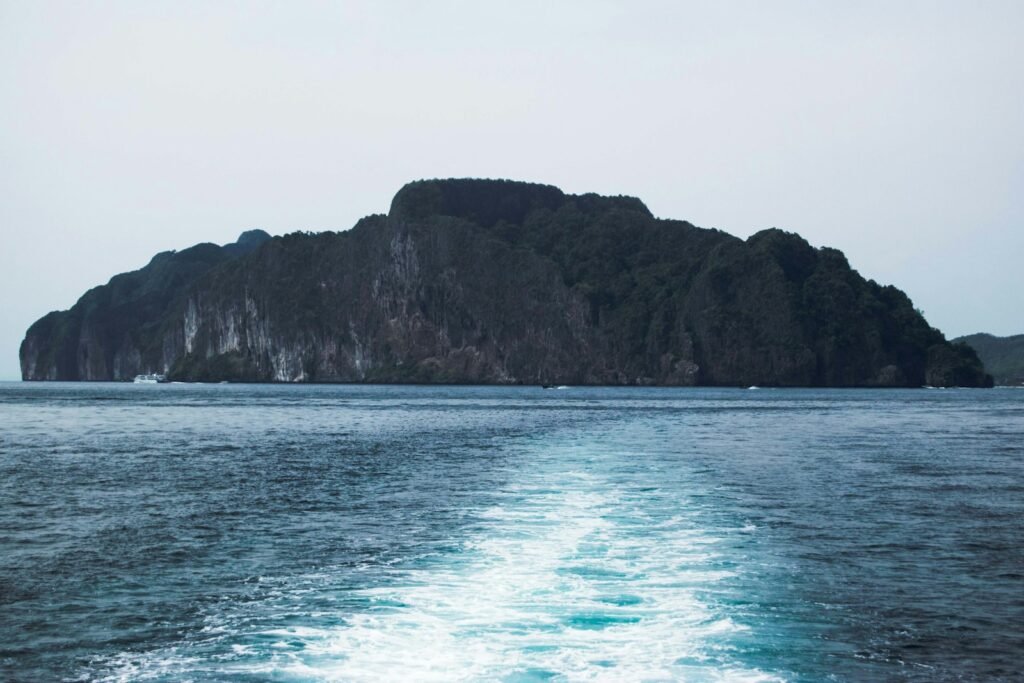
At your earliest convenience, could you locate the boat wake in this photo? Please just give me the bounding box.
[282,469,777,681]
[91,442,779,682]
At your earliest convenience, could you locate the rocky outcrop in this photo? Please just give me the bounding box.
[20,179,993,387]
[19,231,270,381]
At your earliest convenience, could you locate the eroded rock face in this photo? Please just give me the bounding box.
[20,180,993,387]
[19,231,271,382]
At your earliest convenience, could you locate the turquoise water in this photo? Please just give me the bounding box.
[1,384,1022,681]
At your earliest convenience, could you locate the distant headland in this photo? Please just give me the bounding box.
[20,179,992,387]
[953,333,1024,386]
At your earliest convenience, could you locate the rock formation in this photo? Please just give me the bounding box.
[20,179,993,387]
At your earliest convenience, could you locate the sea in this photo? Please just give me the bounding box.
[1,383,1022,682]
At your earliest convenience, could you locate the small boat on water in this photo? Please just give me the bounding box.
[133,373,168,384]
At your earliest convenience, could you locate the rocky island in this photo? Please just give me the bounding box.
[20,179,992,387]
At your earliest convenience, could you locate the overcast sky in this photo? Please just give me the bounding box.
[1,1,1021,380]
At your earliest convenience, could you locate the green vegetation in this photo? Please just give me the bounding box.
[392,180,988,386]
[953,333,1024,385]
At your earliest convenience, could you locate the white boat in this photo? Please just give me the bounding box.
[133,374,168,384]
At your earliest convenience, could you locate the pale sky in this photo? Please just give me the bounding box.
[1,1,1021,380]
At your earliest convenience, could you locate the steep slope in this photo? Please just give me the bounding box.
[953,333,1024,386]
[19,230,270,380]
[21,180,991,386]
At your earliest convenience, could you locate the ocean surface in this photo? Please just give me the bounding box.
[1,383,1022,682]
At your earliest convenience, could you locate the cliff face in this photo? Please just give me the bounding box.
[20,179,992,387]
[19,230,270,381]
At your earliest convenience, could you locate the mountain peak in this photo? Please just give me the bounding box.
[235,229,271,245]
[389,178,566,225]
[223,229,272,257]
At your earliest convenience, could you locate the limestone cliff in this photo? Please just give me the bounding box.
[20,179,992,387]
[19,230,270,381]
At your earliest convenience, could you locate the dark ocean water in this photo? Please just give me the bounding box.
[0,383,1022,682]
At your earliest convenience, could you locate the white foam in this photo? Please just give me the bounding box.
[92,450,782,682]
[258,467,782,682]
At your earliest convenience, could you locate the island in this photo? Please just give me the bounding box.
[20,178,992,387]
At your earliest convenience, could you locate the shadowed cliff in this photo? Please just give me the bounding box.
[20,179,992,386]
